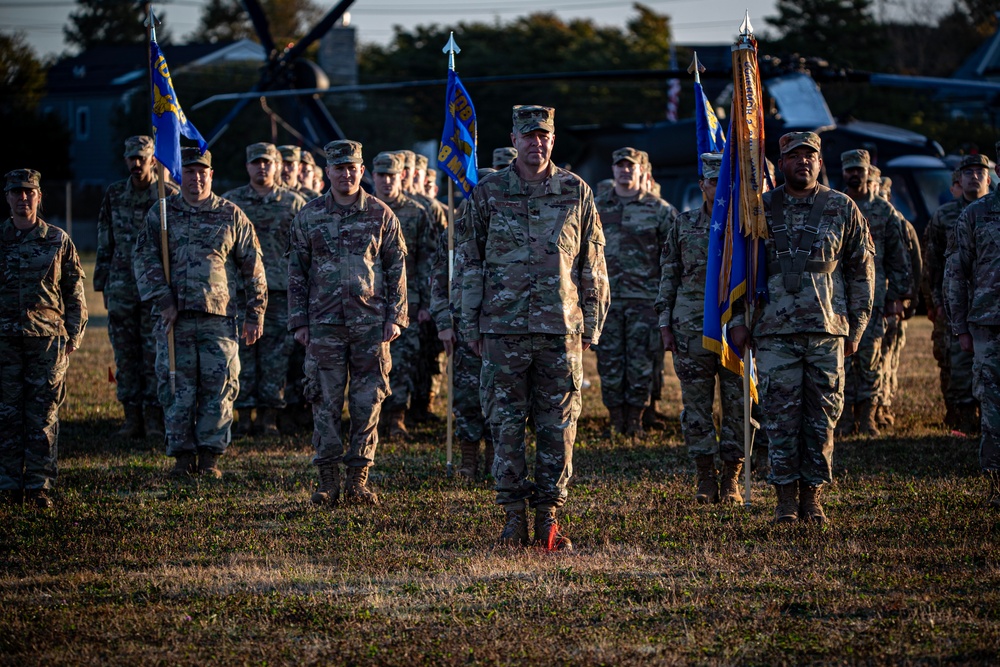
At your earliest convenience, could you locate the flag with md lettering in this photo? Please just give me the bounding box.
[150,39,207,183]
[437,69,478,198]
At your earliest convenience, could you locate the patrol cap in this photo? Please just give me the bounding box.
[277,145,301,162]
[492,147,517,168]
[477,167,496,179]
[779,131,821,155]
[246,142,278,163]
[324,140,363,165]
[638,150,651,169]
[512,105,555,134]
[841,149,870,169]
[881,176,892,189]
[700,152,723,180]
[397,150,416,170]
[123,135,155,158]
[959,153,990,170]
[868,165,881,183]
[414,153,428,170]
[426,167,438,178]
[4,169,41,192]
[181,147,211,168]
[301,151,316,166]
[612,147,643,165]
[372,151,405,174]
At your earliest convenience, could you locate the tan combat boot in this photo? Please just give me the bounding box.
[143,405,165,440]
[311,464,340,505]
[482,437,495,479]
[232,409,253,439]
[116,404,144,439]
[856,399,880,437]
[382,407,409,441]
[497,503,529,547]
[344,465,379,505]
[694,454,719,504]
[799,480,828,524]
[197,449,223,479]
[718,460,744,504]
[607,405,626,436]
[257,407,280,437]
[772,482,799,524]
[625,405,645,439]
[458,439,479,483]
[534,505,573,551]
[168,451,197,478]
[986,470,1000,511]
[876,404,895,428]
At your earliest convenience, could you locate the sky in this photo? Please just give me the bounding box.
[1,0,954,61]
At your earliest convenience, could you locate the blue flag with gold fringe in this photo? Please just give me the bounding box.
[694,80,725,175]
[437,70,478,198]
[150,40,207,183]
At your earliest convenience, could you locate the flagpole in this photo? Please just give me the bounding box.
[442,31,460,478]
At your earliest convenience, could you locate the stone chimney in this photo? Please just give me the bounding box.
[318,18,358,87]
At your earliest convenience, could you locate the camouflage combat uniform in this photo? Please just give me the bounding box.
[595,186,676,413]
[410,191,448,421]
[288,189,408,469]
[458,161,610,509]
[134,193,267,457]
[221,183,306,411]
[945,187,1000,471]
[657,204,744,461]
[880,218,922,417]
[95,175,178,415]
[746,184,875,486]
[0,213,87,492]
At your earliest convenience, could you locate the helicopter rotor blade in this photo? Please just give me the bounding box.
[282,0,355,63]
[242,0,277,57]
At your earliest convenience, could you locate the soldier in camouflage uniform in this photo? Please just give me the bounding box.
[837,149,910,437]
[492,147,517,169]
[595,146,676,437]
[0,169,87,508]
[945,141,1000,509]
[458,105,610,550]
[926,155,990,433]
[657,153,746,504]
[278,145,322,201]
[880,213,922,428]
[134,148,267,480]
[95,135,178,439]
[299,151,317,195]
[368,151,434,439]
[425,168,439,199]
[731,132,875,525]
[288,140,408,506]
[222,143,307,437]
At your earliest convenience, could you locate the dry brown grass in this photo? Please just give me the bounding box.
[0,257,998,665]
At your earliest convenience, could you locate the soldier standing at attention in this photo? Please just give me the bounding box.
[730,132,874,525]
[458,105,610,550]
[657,153,745,504]
[492,147,517,169]
[278,145,321,201]
[95,135,178,439]
[288,140,408,506]
[837,149,909,437]
[595,146,676,437]
[370,151,434,440]
[0,169,87,508]
[945,142,1000,509]
[299,151,318,198]
[425,168,439,199]
[222,143,307,437]
[134,148,267,479]
[926,155,991,433]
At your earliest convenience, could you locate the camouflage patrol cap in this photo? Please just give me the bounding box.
[324,140,363,165]
[4,169,41,192]
[612,147,643,165]
[779,131,821,155]
[372,151,405,174]
[181,147,211,167]
[397,150,416,170]
[841,149,870,169]
[867,165,881,183]
[477,167,496,179]
[512,105,555,134]
[638,150,651,170]
[492,147,517,168]
[426,167,438,178]
[301,151,316,166]
[277,145,301,162]
[700,152,723,180]
[959,153,990,170]
[414,153,428,171]
[246,142,279,163]
[881,176,892,189]
[123,135,155,158]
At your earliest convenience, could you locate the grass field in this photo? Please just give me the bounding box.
[1,258,998,665]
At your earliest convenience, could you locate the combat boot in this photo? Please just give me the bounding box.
[457,439,479,483]
[719,460,744,504]
[534,505,573,551]
[382,407,409,441]
[799,480,828,524]
[311,464,340,505]
[482,437,495,479]
[856,399,880,437]
[197,449,223,479]
[625,405,645,439]
[835,404,856,438]
[344,465,379,505]
[497,503,529,547]
[168,451,197,478]
[986,470,1000,511]
[772,482,799,524]
[24,489,53,509]
[694,454,719,504]
[957,402,981,436]
[257,407,280,437]
[116,404,144,439]
[232,409,252,439]
[143,405,165,440]
[642,404,668,431]
[876,404,895,429]
[606,405,626,436]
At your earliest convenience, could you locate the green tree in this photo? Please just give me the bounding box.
[0,32,48,113]
[189,0,322,49]
[64,0,170,51]
[764,0,883,68]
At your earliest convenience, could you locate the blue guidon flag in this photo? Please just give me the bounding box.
[150,39,207,183]
[437,69,478,197]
